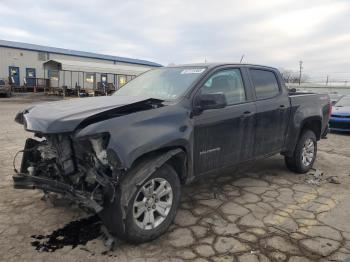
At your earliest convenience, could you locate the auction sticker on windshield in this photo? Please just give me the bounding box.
[181,68,206,74]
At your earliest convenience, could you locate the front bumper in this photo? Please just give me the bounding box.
[13,173,103,213]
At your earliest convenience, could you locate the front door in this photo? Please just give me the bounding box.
[26,68,36,87]
[193,68,256,175]
[9,67,20,86]
[249,68,290,157]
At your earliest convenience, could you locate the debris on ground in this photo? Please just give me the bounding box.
[326,176,341,184]
[101,225,121,251]
[305,169,324,185]
[305,168,340,185]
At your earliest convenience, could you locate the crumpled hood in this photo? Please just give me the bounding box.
[332,106,350,116]
[16,96,162,133]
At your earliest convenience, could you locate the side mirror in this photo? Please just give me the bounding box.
[196,93,227,112]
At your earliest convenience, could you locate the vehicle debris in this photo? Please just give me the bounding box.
[326,176,341,184]
[305,168,324,185]
[305,168,340,185]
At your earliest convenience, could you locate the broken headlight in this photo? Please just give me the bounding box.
[75,133,122,183]
[82,133,110,166]
[77,133,110,166]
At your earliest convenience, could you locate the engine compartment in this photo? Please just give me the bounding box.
[15,133,121,212]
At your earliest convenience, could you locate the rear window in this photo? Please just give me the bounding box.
[250,69,280,99]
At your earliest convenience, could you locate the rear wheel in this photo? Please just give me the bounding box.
[285,130,317,173]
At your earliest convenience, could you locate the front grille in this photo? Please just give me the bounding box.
[329,121,350,130]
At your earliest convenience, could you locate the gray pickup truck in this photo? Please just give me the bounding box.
[13,63,330,243]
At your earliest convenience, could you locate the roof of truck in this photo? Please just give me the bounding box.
[170,63,278,70]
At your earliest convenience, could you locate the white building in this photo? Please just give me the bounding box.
[0,39,161,92]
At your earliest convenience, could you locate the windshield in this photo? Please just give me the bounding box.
[113,67,206,100]
[335,96,350,107]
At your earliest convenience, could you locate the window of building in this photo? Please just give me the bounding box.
[118,75,127,87]
[85,73,95,83]
[126,75,133,82]
[10,68,18,76]
[250,69,280,99]
[27,68,35,78]
[38,52,47,61]
[202,69,246,105]
[48,70,59,81]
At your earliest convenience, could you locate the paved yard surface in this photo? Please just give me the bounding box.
[1,95,350,262]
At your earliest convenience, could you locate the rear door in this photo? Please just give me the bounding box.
[249,68,290,157]
[193,67,256,175]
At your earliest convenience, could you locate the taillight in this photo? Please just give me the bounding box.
[328,103,332,118]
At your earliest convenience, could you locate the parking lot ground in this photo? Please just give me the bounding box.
[1,95,350,262]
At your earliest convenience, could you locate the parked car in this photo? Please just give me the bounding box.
[0,78,11,97]
[329,95,350,132]
[13,63,331,243]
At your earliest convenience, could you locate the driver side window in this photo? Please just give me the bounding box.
[202,69,246,105]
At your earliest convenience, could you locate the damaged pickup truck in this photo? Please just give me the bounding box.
[13,63,331,243]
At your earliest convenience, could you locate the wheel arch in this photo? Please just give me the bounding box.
[283,116,322,157]
[127,146,188,185]
[300,116,322,140]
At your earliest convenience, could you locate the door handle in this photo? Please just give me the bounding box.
[279,105,286,108]
[241,111,253,118]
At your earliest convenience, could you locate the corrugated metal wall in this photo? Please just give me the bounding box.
[0,46,154,88]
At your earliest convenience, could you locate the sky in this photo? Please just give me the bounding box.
[0,0,349,82]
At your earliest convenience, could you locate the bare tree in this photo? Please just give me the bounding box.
[279,68,309,84]
[279,68,297,83]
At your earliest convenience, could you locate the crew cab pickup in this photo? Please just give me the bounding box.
[13,63,331,243]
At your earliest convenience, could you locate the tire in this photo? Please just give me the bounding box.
[100,163,181,243]
[285,130,317,173]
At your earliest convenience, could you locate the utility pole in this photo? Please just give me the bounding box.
[326,75,329,86]
[298,61,303,86]
[240,54,245,63]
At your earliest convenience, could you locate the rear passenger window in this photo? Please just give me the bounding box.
[250,69,280,99]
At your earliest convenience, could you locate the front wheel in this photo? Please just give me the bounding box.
[285,130,317,173]
[102,163,181,243]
